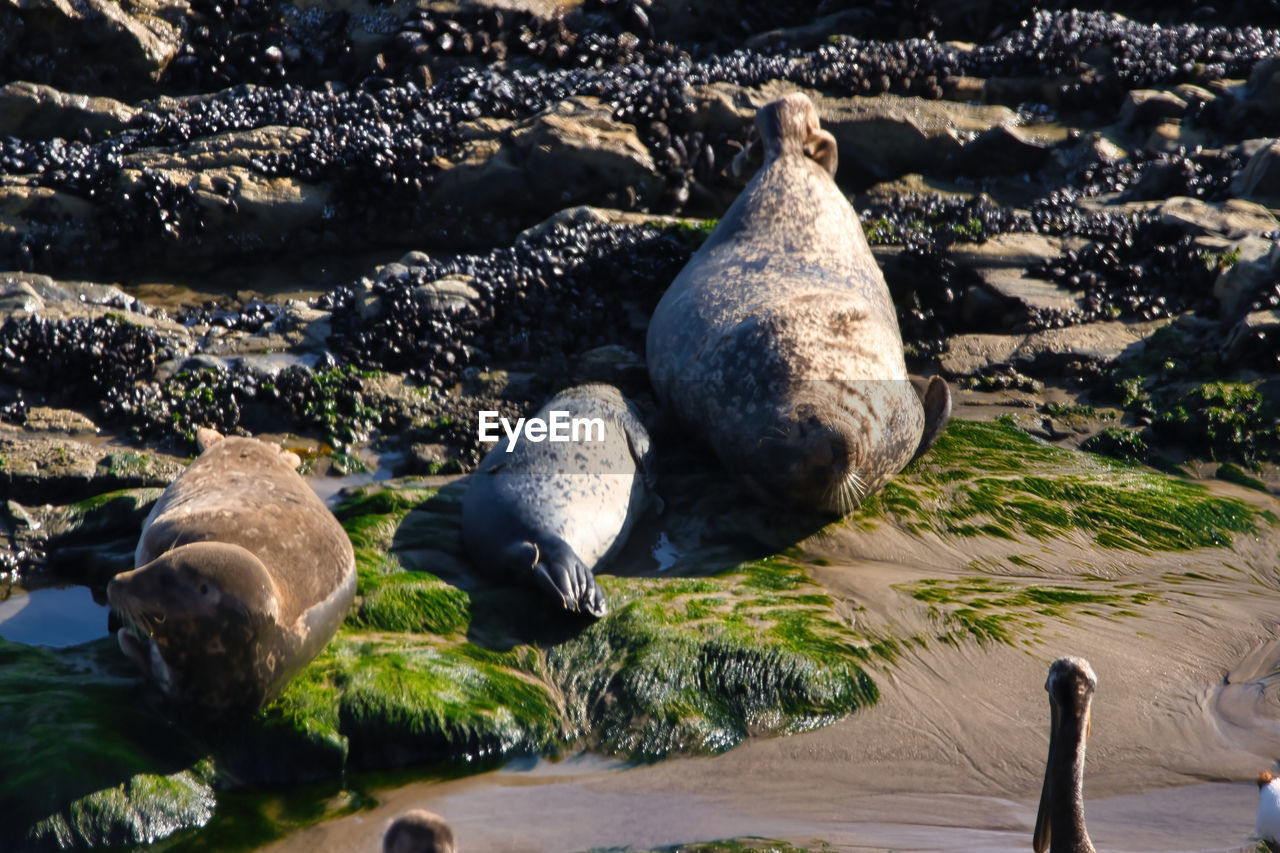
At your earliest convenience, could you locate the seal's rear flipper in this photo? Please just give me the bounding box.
[913,375,952,461]
[525,538,608,619]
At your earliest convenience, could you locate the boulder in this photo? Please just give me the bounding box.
[0,81,138,139]
[2,0,186,93]
[1159,197,1279,239]
[1214,237,1280,319]
[1118,89,1188,130]
[1232,139,1280,200]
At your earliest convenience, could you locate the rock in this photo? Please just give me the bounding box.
[431,98,662,216]
[1144,120,1209,154]
[21,406,98,434]
[511,97,661,208]
[950,124,1052,175]
[1232,139,1280,200]
[1172,83,1215,110]
[942,320,1169,377]
[1118,89,1188,129]
[951,234,1086,319]
[940,333,1023,376]
[0,428,184,504]
[413,274,482,314]
[3,0,186,93]
[742,9,876,50]
[516,204,690,244]
[571,344,647,385]
[0,275,45,315]
[1159,197,1279,239]
[0,81,138,139]
[1214,238,1280,319]
[1224,309,1280,364]
[688,82,1021,186]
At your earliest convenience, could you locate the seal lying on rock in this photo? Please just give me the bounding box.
[107,428,356,717]
[461,383,657,618]
[646,91,950,515]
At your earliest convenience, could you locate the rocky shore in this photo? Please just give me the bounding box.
[3,1,1280,850]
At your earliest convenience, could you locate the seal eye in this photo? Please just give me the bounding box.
[200,583,209,595]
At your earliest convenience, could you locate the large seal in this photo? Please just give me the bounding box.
[461,383,657,618]
[106,428,356,716]
[646,92,950,515]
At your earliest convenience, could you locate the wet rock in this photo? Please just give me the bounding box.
[1214,237,1280,319]
[0,82,139,139]
[1158,196,1280,239]
[1118,89,1188,129]
[1232,139,1280,200]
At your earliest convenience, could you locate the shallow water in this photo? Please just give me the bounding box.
[0,584,109,647]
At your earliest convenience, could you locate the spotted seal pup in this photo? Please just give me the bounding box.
[107,428,356,716]
[646,91,950,515]
[461,383,657,618]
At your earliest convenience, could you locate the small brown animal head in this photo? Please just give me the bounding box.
[383,809,457,853]
[756,92,838,176]
[1260,770,1276,789]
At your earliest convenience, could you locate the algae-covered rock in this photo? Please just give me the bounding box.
[853,418,1271,551]
[0,638,212,852]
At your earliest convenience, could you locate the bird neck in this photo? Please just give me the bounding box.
[1051,712,1095,853]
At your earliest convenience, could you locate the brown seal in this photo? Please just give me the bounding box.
[106,428,356,716]
[383,809,457,853]
[646,92,950,515]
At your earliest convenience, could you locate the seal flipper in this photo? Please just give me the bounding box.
[517,538,608,619]
[913,375,952,461]
[803,128,838,176]
[620,409,664,515]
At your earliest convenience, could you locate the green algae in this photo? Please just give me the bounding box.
[546,557,878,761]
[856,419,1272,552]
[349,571,471,635]
[1151,382,1280,466]
[1217,462,1270,493]
[901,577,1156,646]
[0,638,211,851]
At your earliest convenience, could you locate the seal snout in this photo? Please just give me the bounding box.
[749,408,862,515]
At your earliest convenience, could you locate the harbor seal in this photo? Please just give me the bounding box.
[383,809,457,853]
[646,92,950,515]
[106,428,356,717]
[461,383,657,618]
